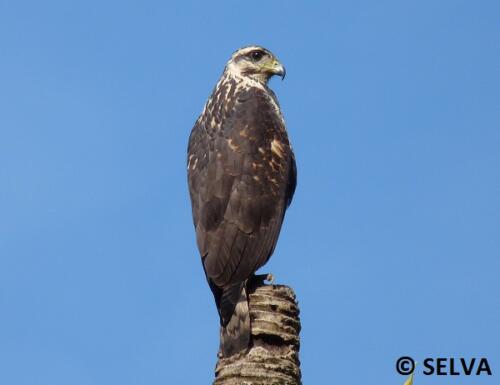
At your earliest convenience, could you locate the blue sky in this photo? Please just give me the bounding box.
[1,1,499,384]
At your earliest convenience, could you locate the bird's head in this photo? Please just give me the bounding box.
[225,46,286,84]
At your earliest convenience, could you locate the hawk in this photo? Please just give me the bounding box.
[187,46,296,357]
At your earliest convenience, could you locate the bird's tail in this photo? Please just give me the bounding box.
[218,281,251,357]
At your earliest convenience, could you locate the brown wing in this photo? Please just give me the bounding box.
[188,86,295,290]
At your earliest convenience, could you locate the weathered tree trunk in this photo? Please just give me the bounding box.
[214,283,301,385]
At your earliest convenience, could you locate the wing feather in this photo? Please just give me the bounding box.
[188,85,296,288]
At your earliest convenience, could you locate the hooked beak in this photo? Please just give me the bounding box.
[272,60,286,80]
[263,59,286,80]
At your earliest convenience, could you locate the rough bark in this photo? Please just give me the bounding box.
[214,283,301,385]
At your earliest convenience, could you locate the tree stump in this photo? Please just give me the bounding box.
[214,284,301,385]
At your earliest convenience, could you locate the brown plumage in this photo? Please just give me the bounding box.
[187,46,296,357]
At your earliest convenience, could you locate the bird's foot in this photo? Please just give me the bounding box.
[249,273,275,288]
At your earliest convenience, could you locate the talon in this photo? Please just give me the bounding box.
[249,273,275,287]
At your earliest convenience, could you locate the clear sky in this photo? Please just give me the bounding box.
[1,1,499,384]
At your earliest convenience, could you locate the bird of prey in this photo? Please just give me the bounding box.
[187,46,296,357]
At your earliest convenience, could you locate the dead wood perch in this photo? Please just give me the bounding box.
[214,283,301,385]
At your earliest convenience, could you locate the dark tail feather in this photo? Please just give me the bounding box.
[219,281,251,357]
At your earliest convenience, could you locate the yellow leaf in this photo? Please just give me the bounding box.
[403,372,414,385]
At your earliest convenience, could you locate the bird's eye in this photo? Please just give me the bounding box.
[250,50,264,61]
